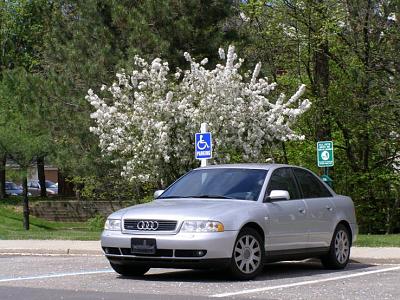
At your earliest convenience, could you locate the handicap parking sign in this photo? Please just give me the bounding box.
[195,132,212,160]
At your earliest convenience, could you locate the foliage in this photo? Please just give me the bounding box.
[238,0,400,233]
[1,0,399,234]
[69,173,139,203]
[86,214,106,232]
[87,46,310,185]
[0,69,51,165]
[31,0,238,198]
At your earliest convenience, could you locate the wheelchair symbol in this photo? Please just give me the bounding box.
[197,134,209,150]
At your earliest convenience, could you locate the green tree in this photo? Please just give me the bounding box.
[0,0,53,227]
[41,0,238,198]
[0,69,51,229]
[238,0,400,233]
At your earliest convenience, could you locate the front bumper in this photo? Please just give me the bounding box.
[107,256,231,269]
[101,230,238,263]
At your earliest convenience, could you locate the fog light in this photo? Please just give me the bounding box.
[174,249,207,257]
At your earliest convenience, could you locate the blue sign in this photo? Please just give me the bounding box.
[195,132,212,160]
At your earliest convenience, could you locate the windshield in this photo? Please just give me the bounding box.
[159,168,268,201]
[5,182,19,190]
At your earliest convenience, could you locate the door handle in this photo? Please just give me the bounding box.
[298,208,306,214]
[326,206,333,212]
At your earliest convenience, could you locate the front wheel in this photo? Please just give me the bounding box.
[110,262,150,277]
[321,224,351,269]
[229,228,264,280]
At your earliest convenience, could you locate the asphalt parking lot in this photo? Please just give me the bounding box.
[0,254,399,300]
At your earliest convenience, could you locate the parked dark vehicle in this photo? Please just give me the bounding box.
[28,180,58,196]
[5,181,24,196]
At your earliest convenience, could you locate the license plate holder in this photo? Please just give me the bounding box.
[131,238,157,255]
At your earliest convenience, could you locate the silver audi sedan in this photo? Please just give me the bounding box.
[101,164,357,280]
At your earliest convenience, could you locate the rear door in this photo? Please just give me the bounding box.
[292,167,336,248]
[264,167,309,251]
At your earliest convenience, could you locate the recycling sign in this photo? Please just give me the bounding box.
[317,141,334,167]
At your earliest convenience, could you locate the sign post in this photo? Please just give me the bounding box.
[317,141,334,187]
[195,123,212,167]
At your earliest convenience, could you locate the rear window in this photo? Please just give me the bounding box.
[293,168,332,198]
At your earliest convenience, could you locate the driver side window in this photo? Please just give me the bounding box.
[267,168,300,200]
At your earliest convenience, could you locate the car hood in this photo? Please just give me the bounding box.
[110,199,260,230]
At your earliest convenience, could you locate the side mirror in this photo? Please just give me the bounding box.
[264,190,290,202]
[154,190,165,199]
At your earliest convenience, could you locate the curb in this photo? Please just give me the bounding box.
[350,258,400,264]
[0,249,102,255]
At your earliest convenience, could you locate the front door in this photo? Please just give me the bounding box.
[264,167,309,251]
[293,167,336,247]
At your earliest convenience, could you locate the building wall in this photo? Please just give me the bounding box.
[44,169,58,183]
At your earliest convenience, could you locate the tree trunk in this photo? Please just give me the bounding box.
[58,170,75,197]
[313,1,331,142]
[37,156,47,198]
[22,174,29,230]
[0,153,6,199]
[281,142,289,164]
[314,39,331,141]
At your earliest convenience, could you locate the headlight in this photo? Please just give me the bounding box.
[104,219,121,231]
[181,220,224,233]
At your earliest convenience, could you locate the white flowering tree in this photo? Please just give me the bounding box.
[87,45,311,185]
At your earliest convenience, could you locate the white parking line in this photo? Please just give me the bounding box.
[211,266,400,298]
[0,269,114,283]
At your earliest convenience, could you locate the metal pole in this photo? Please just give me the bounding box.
[200,123,207,167]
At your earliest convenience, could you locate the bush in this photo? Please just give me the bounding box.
[86,214,106,231]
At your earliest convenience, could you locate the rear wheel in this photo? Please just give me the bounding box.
[229,228,264,280]
[321,224,351,269]
[110,263,150,277]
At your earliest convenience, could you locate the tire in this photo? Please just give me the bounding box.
[321,224,351,269]
[229,228,264,280]
[110,262,150,277]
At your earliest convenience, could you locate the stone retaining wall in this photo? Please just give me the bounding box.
[31,200,133,222]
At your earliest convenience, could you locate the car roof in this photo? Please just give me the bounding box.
[196,163,294,170]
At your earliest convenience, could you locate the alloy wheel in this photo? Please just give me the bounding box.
[234,234,262,274]
[334,230,350,264]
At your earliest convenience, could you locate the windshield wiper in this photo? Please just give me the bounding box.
[157,196,194,199]
[159,195,233,199]
[190,194,234,199]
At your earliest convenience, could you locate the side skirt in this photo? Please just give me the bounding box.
[264,247,329,263]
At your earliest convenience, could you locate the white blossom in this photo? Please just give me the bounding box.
[87,45,311,183]
[239,12,250,22]
[218,48,225,60]
[200,58,208,65]
[388,13,397,22]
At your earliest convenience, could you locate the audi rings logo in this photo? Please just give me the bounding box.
[136,221,159,231]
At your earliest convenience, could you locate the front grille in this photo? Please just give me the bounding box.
[123,219,177,231]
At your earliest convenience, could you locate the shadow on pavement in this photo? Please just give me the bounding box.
[116,259,376,283]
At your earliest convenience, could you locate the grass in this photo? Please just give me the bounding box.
[0,199,101,240]
[355,234,400,247]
